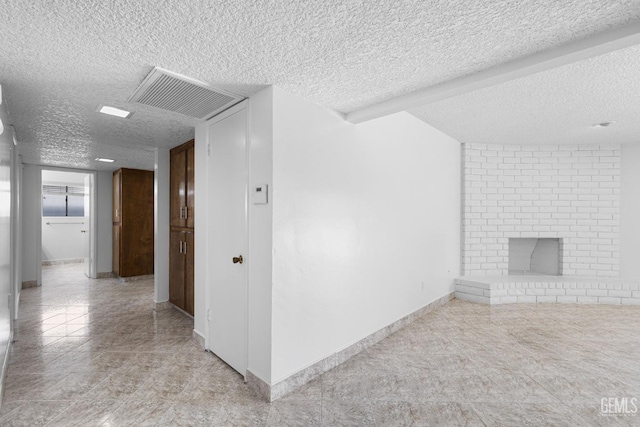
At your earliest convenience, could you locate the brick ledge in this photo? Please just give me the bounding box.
[455,276,640,305]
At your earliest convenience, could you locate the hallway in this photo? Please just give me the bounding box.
[2,263,264,426]
[1,264,640,426]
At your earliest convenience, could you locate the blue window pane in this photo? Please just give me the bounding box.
[67,196,84,217]
[43,195,66,216]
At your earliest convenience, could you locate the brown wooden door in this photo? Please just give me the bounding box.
[112,224,120,275]
[120,169,154,277]
[170,149,186,228]
[184,231,194,315]
[186,145,195,229]
[169,230,185,310]
[112,169,121,222]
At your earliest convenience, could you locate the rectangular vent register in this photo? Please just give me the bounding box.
[128,67,243,120]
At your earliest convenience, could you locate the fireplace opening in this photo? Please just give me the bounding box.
[508,238,560,276]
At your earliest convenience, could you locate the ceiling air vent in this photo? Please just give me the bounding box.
[128,67,244,120]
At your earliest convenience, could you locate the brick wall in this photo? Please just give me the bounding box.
[462,144,620,277]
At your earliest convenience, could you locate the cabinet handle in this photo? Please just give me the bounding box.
[179,241,183,254]
[184,206,188,219]
[115,208,118,218]
[183,241,187,255]
[179,207,184,219]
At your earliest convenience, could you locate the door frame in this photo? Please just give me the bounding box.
[10,144,21,321]
[38,167,97,282]
[83,173,95,278]
[203,100,250,377]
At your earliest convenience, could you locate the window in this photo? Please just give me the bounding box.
[42,185,85,217]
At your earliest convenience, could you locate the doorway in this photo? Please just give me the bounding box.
[40,169,96,284]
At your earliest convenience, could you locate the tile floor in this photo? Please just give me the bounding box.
[1,263,639,426]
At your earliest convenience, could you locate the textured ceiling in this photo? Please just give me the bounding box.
[0,1,639,170]
[410,43,640,146]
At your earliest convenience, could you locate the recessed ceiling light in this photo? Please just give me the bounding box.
[95,158,115,163]
[98,105,133,119]
[593,121,616,128]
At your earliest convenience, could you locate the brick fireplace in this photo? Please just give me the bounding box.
[461,143,620,278]
[456,144,638,305]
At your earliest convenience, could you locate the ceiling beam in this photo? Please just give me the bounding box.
[346,21,640,124]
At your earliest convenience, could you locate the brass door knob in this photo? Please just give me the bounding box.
[232,255,244,264]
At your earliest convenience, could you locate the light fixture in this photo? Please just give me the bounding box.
[593,121,616,128]
[98,105,133,119]
[95,158,115,163]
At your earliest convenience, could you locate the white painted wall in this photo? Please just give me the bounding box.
[41,218,85,261]
[96,171,112,274]
[270,87,461,383]
[42,170,85,186]
[195,86,461,386]
[154,148,169,304]
[620,144,640,278]
[247,88,274,383]
[0,93,13,389]
[21,164,39,284]
[194,122,208,336]
[11,148,22,320]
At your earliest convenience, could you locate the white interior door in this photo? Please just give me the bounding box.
[83,174,92,277]
[207,109,248,376]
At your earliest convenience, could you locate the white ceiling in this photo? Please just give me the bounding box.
[410,43,640,146]
[1,1,639,171]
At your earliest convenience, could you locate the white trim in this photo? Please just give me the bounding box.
[205,100,248,126]
[153,147,170,304]
[203,122,210,352]
[346,21,640,124]
[36,168,42,286]
[89,171,97,278]
[247,292,455,402]
[12,154,22,320]
[244,100,252,381]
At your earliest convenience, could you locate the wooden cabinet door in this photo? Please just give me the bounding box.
[185,231,194,315]
[170,149,187,228]
[112,224,120,275]
[112,170,121,222]
[186,145,195,229]
[169,230,185,310]
[168,140,195,313]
